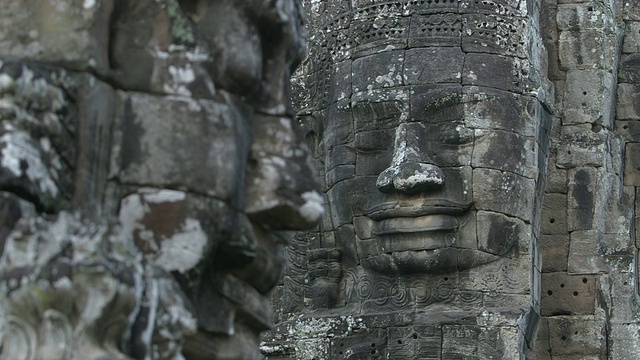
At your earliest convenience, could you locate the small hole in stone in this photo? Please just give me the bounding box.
[371,343,376,348]
[588,6,593,11]
[568,150,572,154]
[575,331,579,335]
[624,125,629,129]
[560,283,565,288]
[582,278,588,283]
[581,102,587,107]
[398,340,403,344]
[562,336,567,340]
[547,290,553,295]
[573,291,579,296]
[413,333,418,339]
[371,350,377,355]
[339,352,343,355]
[444,277,449,281]
[583,91,587,95]
[624,281,628,285]
[550,218,555,224]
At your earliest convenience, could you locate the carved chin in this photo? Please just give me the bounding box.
[361,248,501,275]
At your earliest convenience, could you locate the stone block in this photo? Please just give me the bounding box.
[541,193,568,235]
[607,270,639,324]
[529,317,551,360]
[352,51,405,93]
[623,2,640,21]
[408,13,462,48]
[546,161,568,194]
[556,125,608,168]
[403,47,464,85]
[326,165,354,188]
[326,176,379,227]
[387,326,441,359]
[616,84,640,120]
[547,316,606,357]
[568,230,606,274]
[330,329,387,359]
[619,53,640,84]
[112,91,250,204]
[327,145,356,169]
[442,324,519,359]
[331,61,352,104]
[541,1,566,81]
[471,130,537,179]
[553,79,566,107]
[462,53,523,93]
[600,231,634,256]
[74,75,116,215]
[476,211,527,257]
[461,13,527,58]
[557,4,611,31]
[352,91,408,133]
[558,30,617,70]
[624,143,640,185]
[351,17,410,58]
[461,256,532,296]
[562,70,615,126]
[473,168,535,222]
[623,21,640,54]
[336,224,359,268]
[567,167,597,230]
[0,0,113,72]
[472,130,536,179]
[540,273,597,316]
[609,323,640,360]
[462,88,537,137]
[539,235,570,272]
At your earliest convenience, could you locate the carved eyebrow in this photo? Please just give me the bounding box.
[421,93,464,116]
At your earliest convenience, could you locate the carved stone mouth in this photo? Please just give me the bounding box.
[365,201,471,221]
[373,214,458,236]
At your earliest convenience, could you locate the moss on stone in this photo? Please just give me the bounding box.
[166,1,196,46]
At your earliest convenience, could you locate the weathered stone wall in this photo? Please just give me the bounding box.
[532,1,640,359]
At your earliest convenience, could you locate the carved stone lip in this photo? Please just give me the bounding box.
[365,200,472,221]
[373,214,458,236]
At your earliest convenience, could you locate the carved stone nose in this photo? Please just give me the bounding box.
[376,161,445,194]
[376,122,444,194]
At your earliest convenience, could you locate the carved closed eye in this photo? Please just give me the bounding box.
[354,129,394,153]
[427,122,474,145]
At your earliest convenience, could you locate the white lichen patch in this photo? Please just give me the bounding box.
[299,191,324,223]
[142,188,187,204]
[164,64,195,97]
[154,218,207,273]
[0,131,59,199]
[82,0,96,10]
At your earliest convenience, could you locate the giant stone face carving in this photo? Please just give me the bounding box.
[288,0,550,323]
[262,0,551,358]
